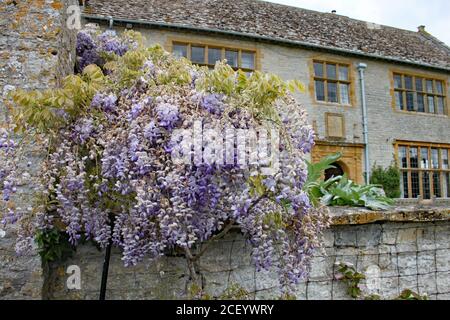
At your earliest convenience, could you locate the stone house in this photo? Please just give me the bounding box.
[81,0,450,201]
[1,0,450,300]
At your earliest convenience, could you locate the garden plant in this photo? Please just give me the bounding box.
[0,26,330,295]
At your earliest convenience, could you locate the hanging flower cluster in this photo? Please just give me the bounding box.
[75,25,134,73]
[1,26,330,292]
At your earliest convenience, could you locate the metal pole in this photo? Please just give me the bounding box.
[99,238,112,300]
[99,213,114,300]
[357,63,370,184]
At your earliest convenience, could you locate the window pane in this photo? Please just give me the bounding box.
[326,63,337,79]
[436,81,444,95]
[394,74,403,88]
[399,146,408,168]
[338,66,349,81]
[395,91,404,110]
[428,96,435,113]
[404,76,413,90]
[225,50,238,68]
[415,78,423,92]
[431,148,439,169]
[446,173,450,198]
[339,83,350,104]
[327,82,338,102]
[314,62,324,77]
[410,147,419,168]
[433,173,441,198]
[402,172,409,198]
[417,94,425,112]
[437,97,445,115]
[426,80,434,93]
[241,51,255,69]
[423,172,431,199]
[442,149,449,169]
[315,80,325,101]
[411,172,420,198]
[421,148,429,169]
[173,44,187,58]
[406,92,415,111]
[208,48,222,65]
[191,46,205,64]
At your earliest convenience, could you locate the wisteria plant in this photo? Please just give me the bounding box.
[0,25,330,294]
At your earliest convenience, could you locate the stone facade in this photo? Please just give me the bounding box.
[44,207,450,300]
[0,0,77,299]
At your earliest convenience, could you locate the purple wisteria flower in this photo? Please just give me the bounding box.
[76,31,95,56]
[155,102,180,130]
[143,120,160,143]
[2,179,16,202]
[91,93,118,113]
[127,97,152,121]
[97,31,128,56]
[3,26,328,294]
[76,31,101,72]
[102,39,128,56]
[0,129,15,151]
[199,93,225,116]
[296,126,315,154]
[72,118,95,144]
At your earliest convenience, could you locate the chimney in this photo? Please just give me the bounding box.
[418,25,426,32]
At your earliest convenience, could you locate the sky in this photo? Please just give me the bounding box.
[268,0,450,46]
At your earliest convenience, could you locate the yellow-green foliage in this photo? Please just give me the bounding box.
[105,45,193,91]
[10,64,105,133]
[219,284,251,300]
[196,62,305,122]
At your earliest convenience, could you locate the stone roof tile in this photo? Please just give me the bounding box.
[82,0,450,70]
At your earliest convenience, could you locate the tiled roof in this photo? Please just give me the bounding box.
[82,0,450,70]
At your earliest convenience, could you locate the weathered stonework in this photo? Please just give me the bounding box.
[0,0,77,300]
[44,207,450,300]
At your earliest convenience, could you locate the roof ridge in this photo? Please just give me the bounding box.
[256,0,427,36]
[417,29,450,53]
[82,0,450,70]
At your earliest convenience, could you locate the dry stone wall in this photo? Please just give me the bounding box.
[44,207,450,300]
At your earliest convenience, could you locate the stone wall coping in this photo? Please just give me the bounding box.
[329,205,450,225]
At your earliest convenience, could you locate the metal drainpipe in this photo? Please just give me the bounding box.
[357,63,370,184]
[108,16,114,29]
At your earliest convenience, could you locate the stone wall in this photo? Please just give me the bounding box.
[44,207,450,300]
[0,0,77,300]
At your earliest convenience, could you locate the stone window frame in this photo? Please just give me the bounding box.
[394,140,450,199]
[390,69,448,117]
[168,38,258,74]
[309,58,356,107]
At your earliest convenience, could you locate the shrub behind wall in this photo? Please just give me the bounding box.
[370,165,401,199]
